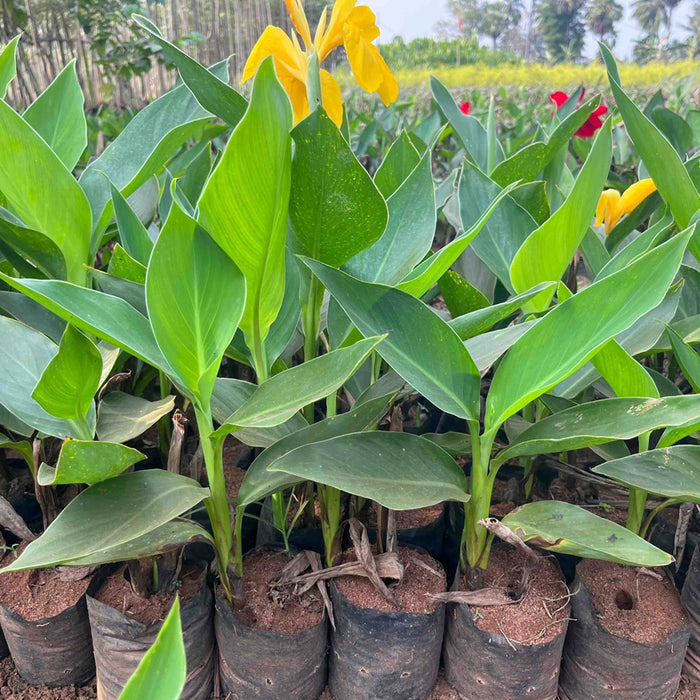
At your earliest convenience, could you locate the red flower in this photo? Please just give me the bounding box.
[459,101,470,115]
[549,88,607,139]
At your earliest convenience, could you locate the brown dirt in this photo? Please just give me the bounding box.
[0,558,90,622]
[224,464,246,507]
[93,564,203,626]
[578,559,689,644]
[335,546,446,615]
[489,501,515,517]
[222,436,250,469]
[465,548,570,646]
[0,657,96,699]
[587,504,629,525]
[233,549,323,635]
[368,503,443,530]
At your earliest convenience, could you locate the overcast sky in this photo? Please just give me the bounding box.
[371,0,695,60]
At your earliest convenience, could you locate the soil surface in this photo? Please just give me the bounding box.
[0,559,90,622]
[222,436,251,470]
[335,546,446,615]
[587,504,629,525]
[0,658,96,699]
[368,503,444,530]
[93,564,203,626]
[465,548,570,645]
[224,464,246,514]
[233,549,323,635]
[578,559,688,644]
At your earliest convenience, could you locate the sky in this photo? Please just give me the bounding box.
[371,0,695,60]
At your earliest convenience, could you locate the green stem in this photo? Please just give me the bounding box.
[306,51,322,112]
[640,497,685,540]
[194,405,234,601]
[251,334,269,383]
[318,483,341,567]
[271,491,289,551]
[326,390,337,418]
[627,431,651,534]
[302,275,321,422]
[233,505,245,577]
[157,371,172,463]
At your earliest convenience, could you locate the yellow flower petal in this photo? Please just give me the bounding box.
[321,69,344,126]
[342,22,383,94]
[316,0,357,59]
[619,178,657,216]
[371,45,399,106]
[347,5,380,41]
[314,7,328,49]
[595,189,621,235]
[282,73,310,123]
[285,0,312,50]
[242,26,305,83]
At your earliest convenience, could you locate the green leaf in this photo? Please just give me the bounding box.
[23,61,86,171]
[651,107,694,156]
[459,161,536,292]
[1,471,209,571]
[0,275,170,372]
[79,61,228,236]
[485,229,691,433]
[304,259,480,421]
[498,395,700,463]
[132,14,246,128]
[439,270,488,316]
[119,597,186,700]
[449,283,555,340]
[110,183,153,266]
[0,35,20,99]
[344,153,434,285]
[289,108,387,267]
[590,339,659,398]
[658,418,700,449]
[198,58,291,350]
[0,433,33,470]
[373,131,420,197]
[32,324,101,427]
[217,336,383,432]
[0,100,91,284]
[238,391,397,506]
[600,44,700,228]
[107,244,147,284]
[211,378,307,447]
[593,446,700,501]
[510,120,612,310]
[97,392,175,443]
[0,316,89,438]
[667,325,700,392]
[269,431,469,510]
[465,321,535,372]
[0,290,65,343]
[146,200,245,404]
[38,439,145,486]
[502,501,672,567]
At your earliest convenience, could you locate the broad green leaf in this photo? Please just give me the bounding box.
[667,325,700,392]
[590,339,659,398]
[0,207,68,280]
[0,35,20,99]
[511,181,550,225]
[510,120,612,310]
[600,44,700,228]
[0,433,33,470]
[486,230,691,433]
[374,130,420,197]
[132,14,246,127]
[269,431,470,510]
[497,395,700,463]
[502,501,672,567]
[344,153,435,285]
[91,268,147,315]
[70,520,212,566]
[110,183,153,265]
[107,244,147,284]
[465,322,535,372]
[421,431,472,456]
[97,392,175,443]
[23,61,86,170]
[396,180,521,298]
[1,471,209,571]
[32,324,101,427]
[580,227,610,277]
[490,98,600,187]
[304,259,480,421]
[238,391,397,506]
[0,275,170,372]
[146,200,245,404]
[38,439,145,486]
[439,270,488,317]
[211,378,307,446]
[459,161,536,292]
[449,283,555,340]
[79,61,229,236]
[0,316,90,438]
[289,108,387,267]
[199,58,291,349]
[431,76,502,170]
[0,290,66,342]
[217,336,383,432]
[593,446,700,501]
[119,597,186,700]
[658,418,700,449]
[0,100,91,284]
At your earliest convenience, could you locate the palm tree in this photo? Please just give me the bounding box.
[586,0,624,46]
[632,0,668,38]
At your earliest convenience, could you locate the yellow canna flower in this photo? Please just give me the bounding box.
[243,0,398,127]
[595,179,657,235]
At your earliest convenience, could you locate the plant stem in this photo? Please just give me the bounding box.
[627,431,651,534]
[157,370,172,463]
[521,402,536,499]
[306,51,322,112]
[233,505,245,577]
[194,405,234,601]
[271,491,289,551]
[251,333,269,384]
[318,483,341,567]
[639,497,685,540]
